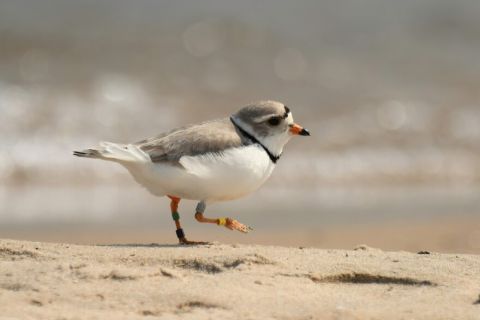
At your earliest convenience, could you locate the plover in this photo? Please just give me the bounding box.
[74,100,309,244]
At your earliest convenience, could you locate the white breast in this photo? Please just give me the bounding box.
[126,145,275,203]
[179,145,275,202]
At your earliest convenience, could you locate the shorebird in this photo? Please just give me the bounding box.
[74,100,309,244]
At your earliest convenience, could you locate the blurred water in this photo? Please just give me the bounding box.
[0,183,479,253]
[0,0,479,244]
[1,184,479,227]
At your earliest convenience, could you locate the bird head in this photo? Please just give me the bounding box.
[231,100,310,157]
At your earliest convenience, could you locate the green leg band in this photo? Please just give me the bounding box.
[172,212,180,221]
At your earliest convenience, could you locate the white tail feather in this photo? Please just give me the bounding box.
[74,142,150,163]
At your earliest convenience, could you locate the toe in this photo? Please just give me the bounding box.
[227,219,252,234]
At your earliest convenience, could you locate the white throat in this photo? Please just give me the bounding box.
[231,115,293,158]
[258,131,292,156]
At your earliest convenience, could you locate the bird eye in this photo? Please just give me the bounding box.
[268,117,281,126]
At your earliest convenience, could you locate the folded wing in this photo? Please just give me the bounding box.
[137,118,246,165]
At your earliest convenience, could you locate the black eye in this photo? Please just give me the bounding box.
[268,117,281,126]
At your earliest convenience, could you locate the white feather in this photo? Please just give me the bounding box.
[120,145,275,203]
[98,142,151,163]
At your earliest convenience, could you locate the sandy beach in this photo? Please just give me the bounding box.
[1,239,479,319]
[2,1,480,319]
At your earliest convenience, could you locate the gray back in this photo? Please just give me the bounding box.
[137,118,247,164]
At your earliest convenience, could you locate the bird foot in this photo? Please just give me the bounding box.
[225,218,253,233]
[179,238,211,245]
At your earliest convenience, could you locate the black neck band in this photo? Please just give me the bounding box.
[230,117,281,164]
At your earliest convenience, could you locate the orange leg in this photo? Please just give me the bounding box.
[194,201,252,233]
[167,196,209,245]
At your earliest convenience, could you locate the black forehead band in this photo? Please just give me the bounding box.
[282,106,290,119]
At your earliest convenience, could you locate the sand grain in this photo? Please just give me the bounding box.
[0,239,479,319]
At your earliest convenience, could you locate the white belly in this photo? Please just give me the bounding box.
[124,145,275,203]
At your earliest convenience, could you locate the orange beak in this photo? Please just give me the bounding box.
[289,123,310,136]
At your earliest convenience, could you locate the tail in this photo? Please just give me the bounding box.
[73,149,103,158]
[73,142,150,163]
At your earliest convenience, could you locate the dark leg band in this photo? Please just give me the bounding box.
[171,212,180,221]
[176,228,185,239]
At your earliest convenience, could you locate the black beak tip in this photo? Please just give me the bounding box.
[299,128,310,136]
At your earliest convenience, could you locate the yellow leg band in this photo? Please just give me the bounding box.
[217,217,227,226]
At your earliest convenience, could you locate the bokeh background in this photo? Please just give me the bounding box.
[1,0,479,253]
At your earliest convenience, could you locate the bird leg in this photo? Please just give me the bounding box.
[194,201,252,233]
[168,196,209,245]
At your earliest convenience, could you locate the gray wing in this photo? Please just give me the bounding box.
[137,118,247,164]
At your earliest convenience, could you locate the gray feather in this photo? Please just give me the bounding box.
[137,118,249,164]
